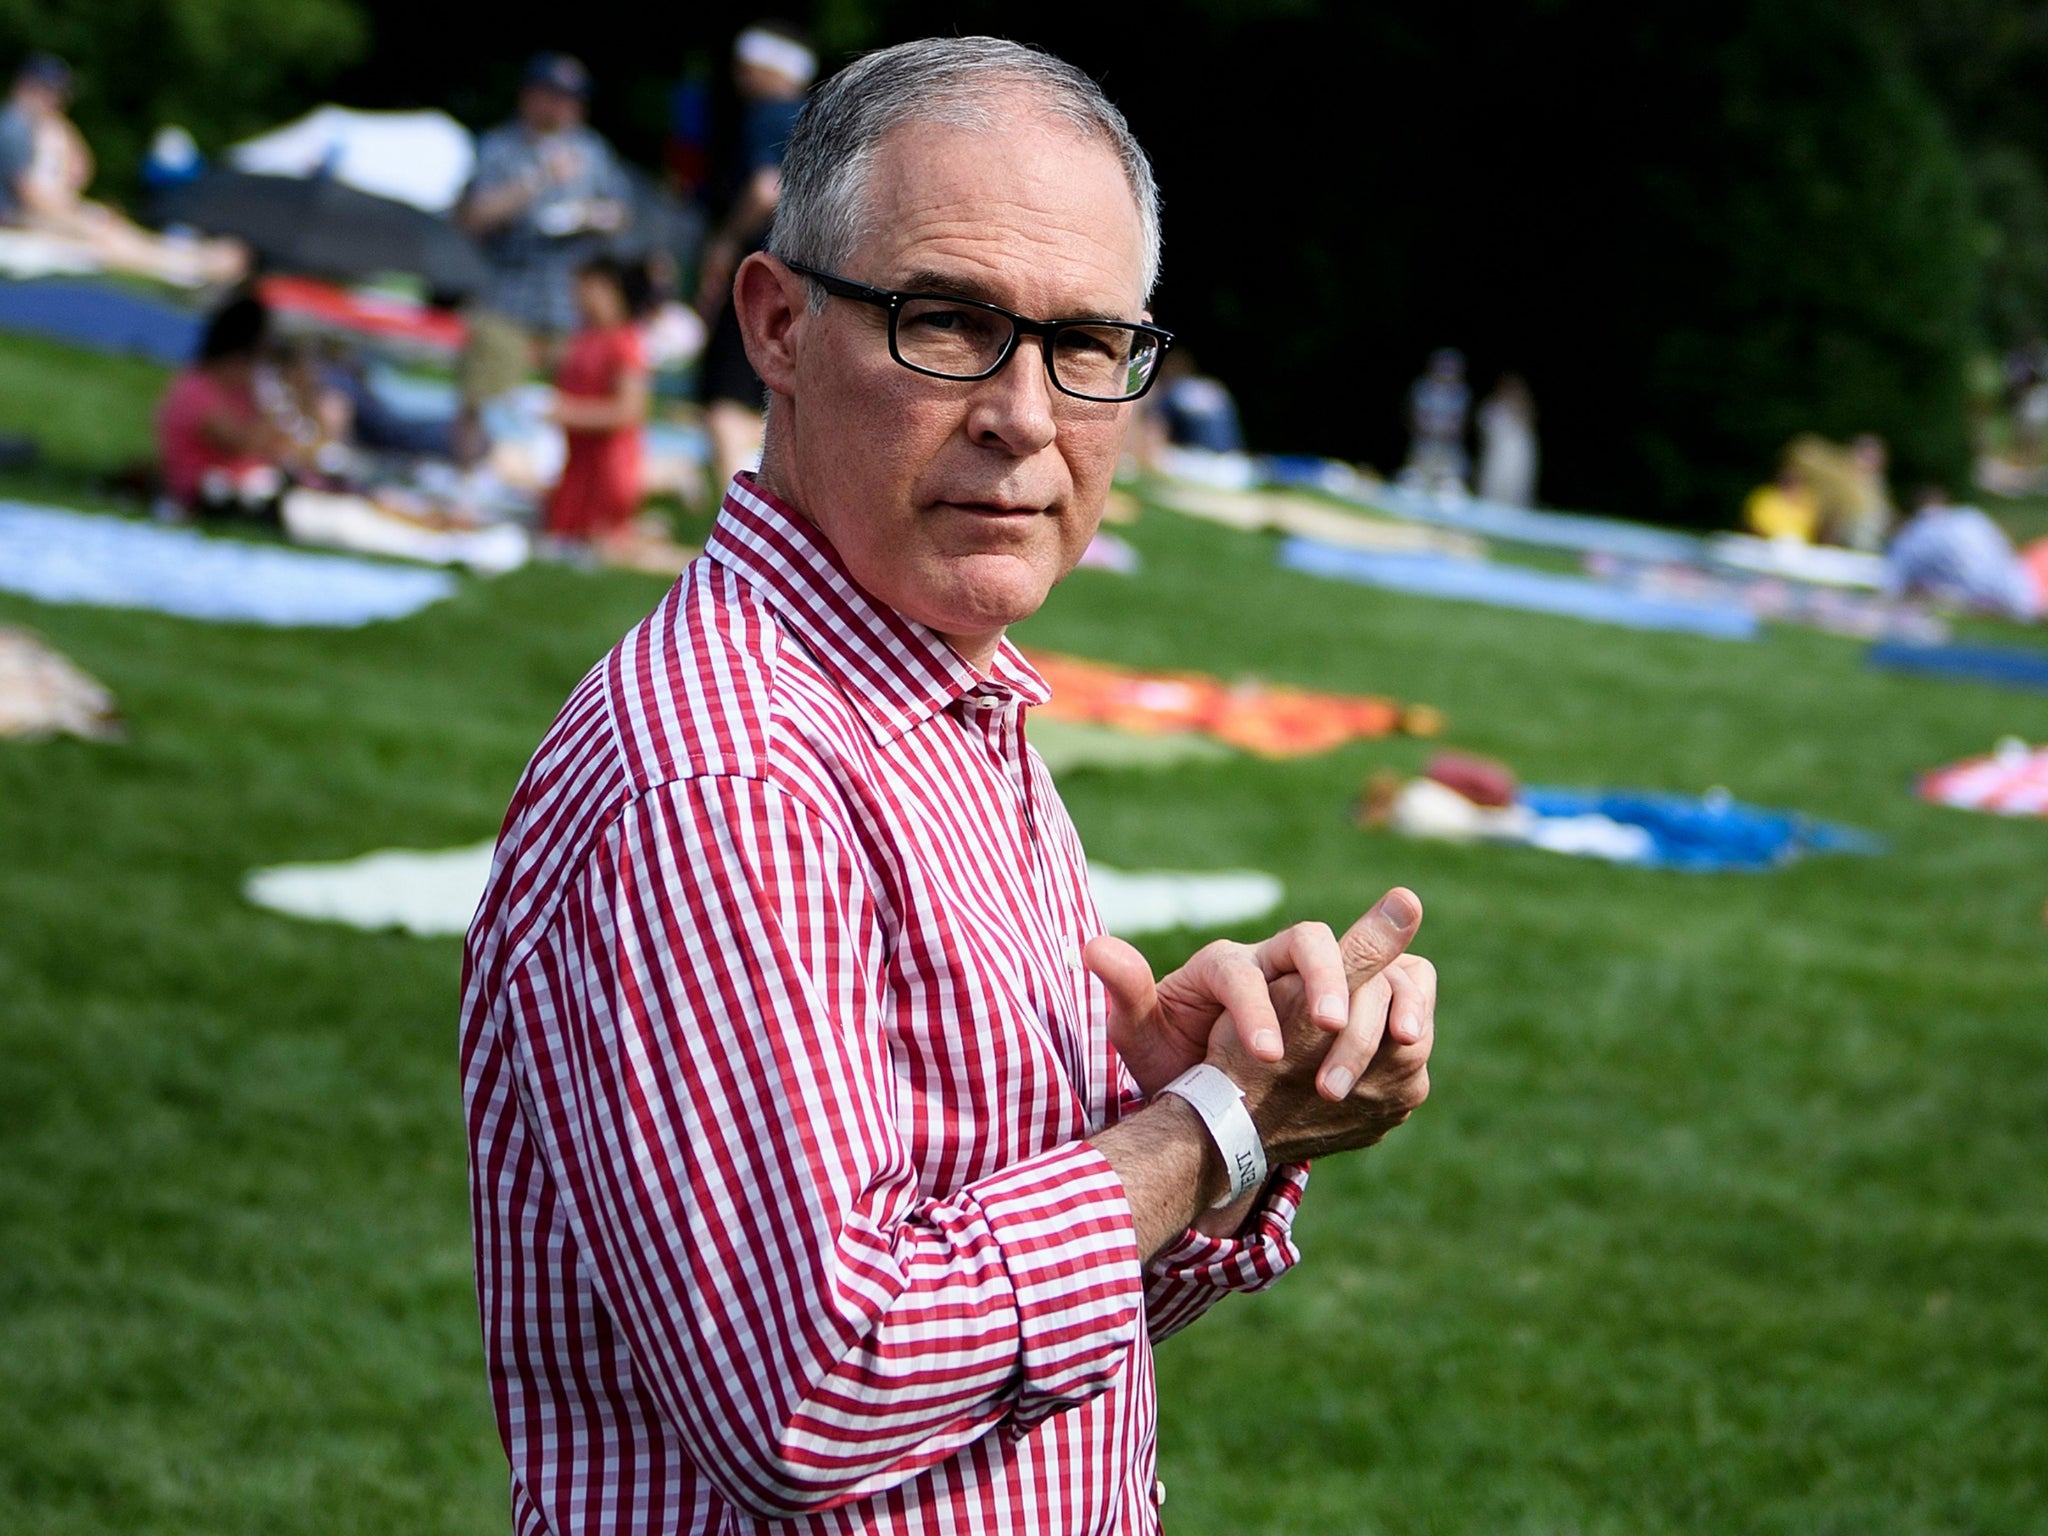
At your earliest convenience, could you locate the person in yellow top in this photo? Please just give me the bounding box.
[1744,463,1821,541]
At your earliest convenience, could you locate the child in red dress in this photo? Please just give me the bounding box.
[544,257,650,547]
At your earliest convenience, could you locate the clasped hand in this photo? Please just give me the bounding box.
[1087,887,1436,1166]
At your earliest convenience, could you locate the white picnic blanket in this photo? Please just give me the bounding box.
[246,841,1284,941]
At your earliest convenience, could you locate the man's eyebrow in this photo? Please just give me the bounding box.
[895,267,1141,322]
[897,268,1001,302]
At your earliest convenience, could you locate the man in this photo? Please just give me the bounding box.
[695,21,817,493]
[457,53,632,406]
[1401,346,1471,497]
[461,36,1437,1535]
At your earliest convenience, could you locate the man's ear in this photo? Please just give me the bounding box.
[734,252,809,400]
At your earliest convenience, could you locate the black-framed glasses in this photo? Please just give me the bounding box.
[784,261,1174,403]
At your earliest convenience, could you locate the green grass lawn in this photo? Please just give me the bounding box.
[2,335,2046,1534]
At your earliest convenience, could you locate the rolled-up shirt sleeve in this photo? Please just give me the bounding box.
[504,774,1145,1519]
[1104,1062,1309,1344]
[1140,1164,1309,1343]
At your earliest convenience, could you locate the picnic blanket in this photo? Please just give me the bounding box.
[1029,717,1234,774]
[258,274,466,355]
[1585,552,1948,642]
[1076,530,1140,574]
[0,230,104,281]
[1918,739,2048,818]
[0,278,200,364]
[1705,533,1887,590]
[280,489,528,575]
[1025,649,1439,757]
[1374,776,1878,871]
[0,626,121,740]
[1149,480,1485,557]
[1355,481,1706,564]
[1868,640,2048,693]
[0,502,456,626]
[1280,538,1759,640]
[245,840,1283,939]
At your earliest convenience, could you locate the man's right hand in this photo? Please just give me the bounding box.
[1207,918,1437,1167]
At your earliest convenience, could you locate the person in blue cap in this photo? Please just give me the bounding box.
[457,52,634,408]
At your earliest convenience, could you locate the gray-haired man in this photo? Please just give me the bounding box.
[463,36,1436,1535]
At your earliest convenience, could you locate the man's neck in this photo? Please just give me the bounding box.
[940,631,1002,675]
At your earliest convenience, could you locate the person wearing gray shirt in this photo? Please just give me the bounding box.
[455,53,631,404]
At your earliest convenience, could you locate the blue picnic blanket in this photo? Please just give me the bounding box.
[1352,480,1706,565]
[1279,537,1758,639]
[0,279,201,364]
[1867,639,2048,693]
[0,502,456,626]
[1519,787,1882,871]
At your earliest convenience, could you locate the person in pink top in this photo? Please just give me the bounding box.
[156,293,291,521]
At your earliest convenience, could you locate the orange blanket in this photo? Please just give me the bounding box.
[1023,650,1441,758]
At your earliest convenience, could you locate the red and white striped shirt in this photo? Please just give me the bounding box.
[461,478,1308,1535]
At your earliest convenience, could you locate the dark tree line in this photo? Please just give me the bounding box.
[16,0,2048,522]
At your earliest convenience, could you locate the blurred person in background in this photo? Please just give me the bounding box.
[0,53,243,285]
[156,292,295,522]
[259,337,354,486]
[1133,350,1253,486]
[694,20,815,498]
[1475,371,1537,506]
[1743,453,1821,542]
[1144,350,1245,454]
[1400,346,1470,495]
[1886,484,2048,623]
[1785,432,1895,550]
[1836,432,1896,550]
[542,254,650,550]
[2003,333,2048,461]
[456,53,632,412]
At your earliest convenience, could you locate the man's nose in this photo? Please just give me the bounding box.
[965,335,1060,456]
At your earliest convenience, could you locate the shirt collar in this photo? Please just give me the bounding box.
[703,476,1049,742]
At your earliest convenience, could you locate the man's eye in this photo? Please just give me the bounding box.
[904,305,990,337]
[1058,327,1128,361]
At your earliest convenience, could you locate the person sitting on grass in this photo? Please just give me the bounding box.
[1743,456,1821,542]
[1885,484,2048,624]
[542,255,651,552]
[0,53,243,286]
[156,292,296,523]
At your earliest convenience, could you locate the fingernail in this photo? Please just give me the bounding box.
[1382,891,1419,928]
[1324,1065,1355,1098]
[1256,1029,1282,1056]
[1315,993,1347,1026]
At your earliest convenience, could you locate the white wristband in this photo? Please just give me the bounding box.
[1158,1064,1268,1209]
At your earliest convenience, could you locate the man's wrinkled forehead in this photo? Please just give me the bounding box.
[857,108,1147,300]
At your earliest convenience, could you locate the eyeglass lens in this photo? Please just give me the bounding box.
[894,297,1160,400]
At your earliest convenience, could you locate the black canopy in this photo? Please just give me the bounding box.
[157,172,491,297]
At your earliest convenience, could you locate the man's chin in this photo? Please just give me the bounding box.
[907,559,1064,642]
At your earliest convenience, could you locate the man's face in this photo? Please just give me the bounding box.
[519,86,582,135]
[14,81,63,120]
[767,109,1146,663]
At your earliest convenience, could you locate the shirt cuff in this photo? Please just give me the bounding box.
[956,1141,1146,1428]
[1148,1161,1310,1292]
